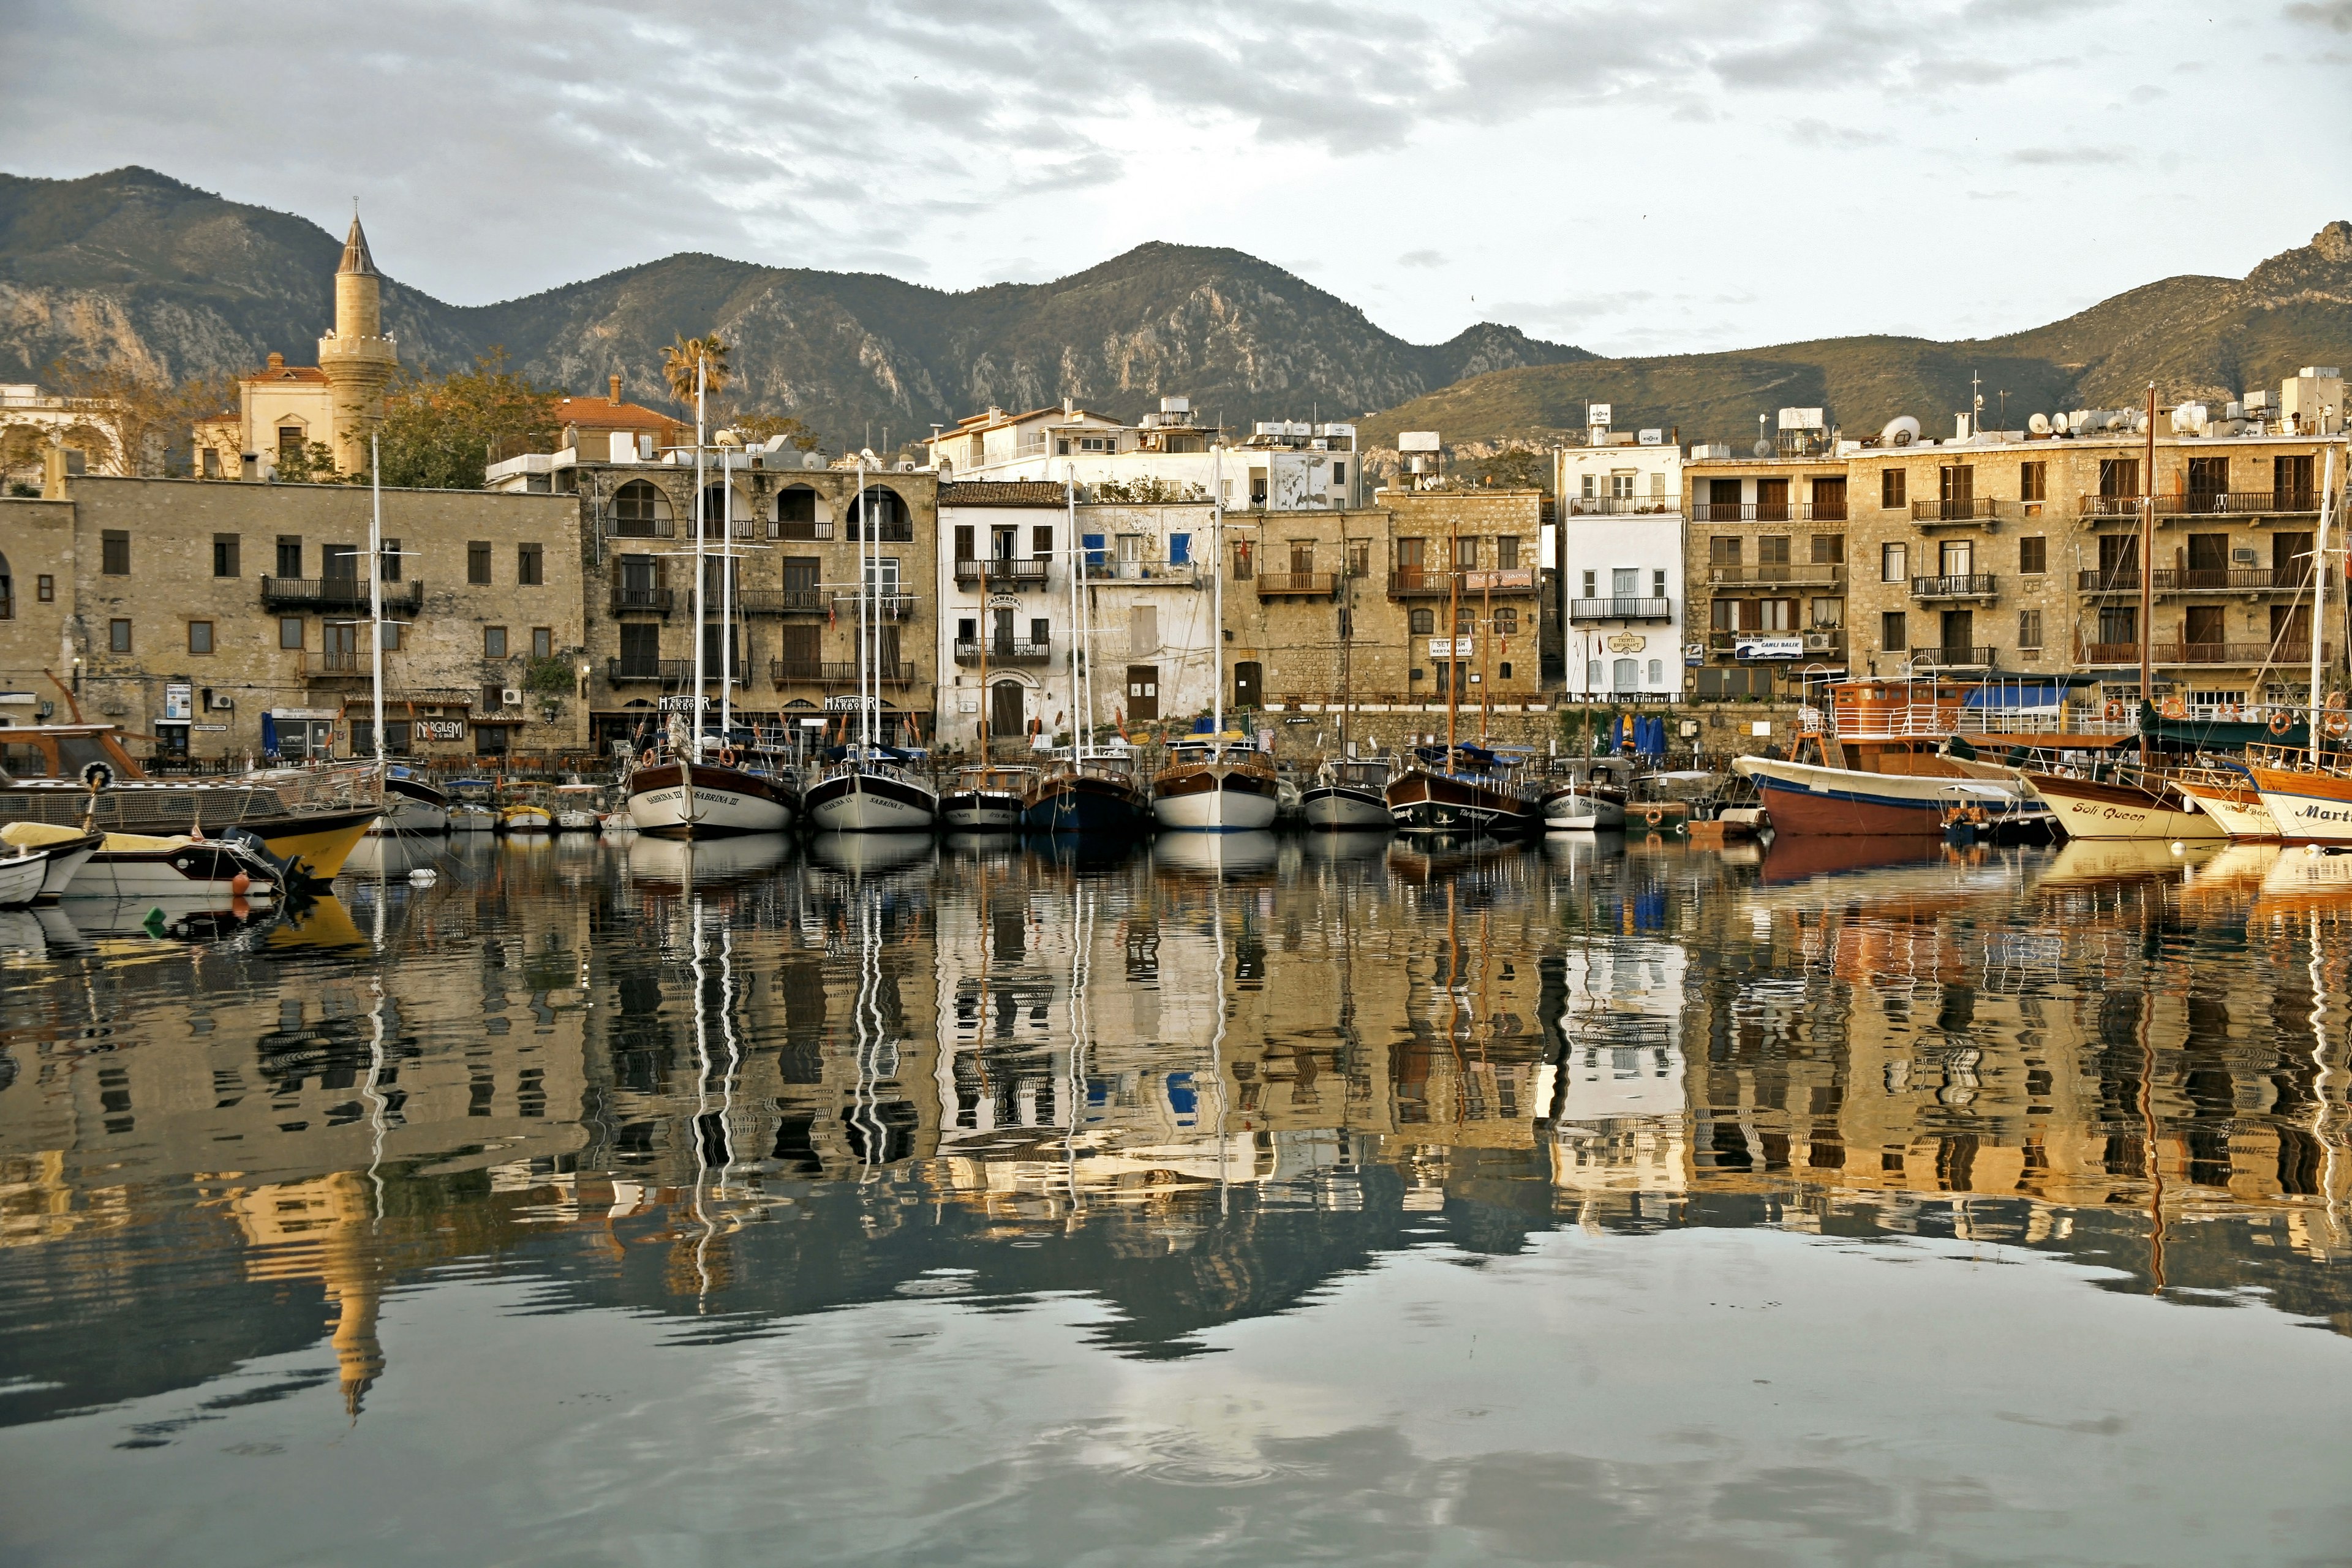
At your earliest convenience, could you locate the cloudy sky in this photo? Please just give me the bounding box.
[8,1,2351,355]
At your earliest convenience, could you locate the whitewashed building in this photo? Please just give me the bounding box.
[1555,408,1686,699]
[924,397,1362,511]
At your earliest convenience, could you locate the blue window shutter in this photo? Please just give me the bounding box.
[1168,533,1191,564]
[1082,533,1106,567]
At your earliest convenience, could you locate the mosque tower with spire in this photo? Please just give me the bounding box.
[315,213,399,475]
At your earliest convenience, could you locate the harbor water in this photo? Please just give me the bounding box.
[2,830,2350,1564]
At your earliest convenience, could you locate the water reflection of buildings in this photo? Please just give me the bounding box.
[1550,937,1688,1198]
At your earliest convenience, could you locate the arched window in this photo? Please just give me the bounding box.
[611,479,672,537]
[1409,608,1434,635]
[0,549,12,619]
[846,486,910,543]
[775,484,825,540]
[699,481,752,533]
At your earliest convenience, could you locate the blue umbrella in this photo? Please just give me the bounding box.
[259,712,279,757]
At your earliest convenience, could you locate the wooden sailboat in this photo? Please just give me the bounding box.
[805,460,940,831]
[1030,471,1150,834]
[625,371,796,838]
[2242,441,2352,843]
[1385,504,1539,834]
[1152,449,1279,831]
[1300,561,1391,829]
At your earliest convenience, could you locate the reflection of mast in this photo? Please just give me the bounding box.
[2138,938,2165,1294]
[2310,911,2344,1246]
[688,893,718,1307]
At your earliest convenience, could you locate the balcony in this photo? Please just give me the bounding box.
[1705,563,1845,588]
[1687,502,1846,522]
[608,658,691,685]
[1909,645,1998,670]
[1562,496,1679,517]
[1386,567,1539,598]
[1910,573,1999,601]
[954,557,1051,589]
[1569,597,1675,622]
[262,576,424,614]
[1081,557,1203,585]
[302,650,370,682]
[2082,641,2324,668]
[1256,571,1337,597]
[770,660,916,688]
[610,585,674,616]
[953,638,1052,666]
[2079,491,2327,519]
[832,592,918,621]
[774,519,835,541]
[2077,567,2313,594]
[603,515,676,539]
[738,587,829,616]
[1909,497,2008,527]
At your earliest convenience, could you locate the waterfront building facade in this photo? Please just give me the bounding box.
[1557,424,1686,702]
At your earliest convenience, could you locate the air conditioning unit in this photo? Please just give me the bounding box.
[423,706,443,718]
[209,693,235,710]
[501,687,523,708]
[1804,631,1836,652]
[2233,548,2258,565]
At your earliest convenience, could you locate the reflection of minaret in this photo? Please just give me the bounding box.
[230,1173,387,1420]
[315,211,399,477]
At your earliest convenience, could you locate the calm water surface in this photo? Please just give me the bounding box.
[2,830,2350,1566]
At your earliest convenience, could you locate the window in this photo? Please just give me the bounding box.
[280,616,303,650]
[380,537,402,581]
[2019,535,2047,574]
[1332,461,1346,488]
[782,556,820,593]
[213,533,240,577]
[1810,597,1843,627]
[1496,536,1520,569]
[1759,535,1791,566]
[379,621,401,651]
[37,575,54,603]
[1232,541,1252,580]
[484,626,508,659]
[1494,606,1519,635]
[1880,470,1907,509]
[188,620,213,654]
[202,448,221,478]
[1709,535,1743,567]
[1880,611,1907,651]
[2277,454,2317,505]
[1452,535,1479,569]
[1030,617,1051,646]
[277,425,304,461]
[2187,456,2229,499]
[2098,458,2141,499]
[2019,461,2046,502]
[1409,608,1434,635]
[1646,659,1660,684]
[467,541,492,584]
[1456,605,1476,636]
[1586,659,1602,687]
[1653,568,1668,598]
[1499,661,1514,679]
[957,616,976,641]
[1610,472,1637,499]
[1169,533,1191,565]
[952,525,974,565]
[1582,570,1597,597]
[101,530,129,575]
[531,627,552,660]
[518,543,543,586]
[1348,542,1369,578]
[108,618,132,652]
[1811,535,1845,564]
[323,543,360,581]
[276,536,302,577]
[2018,609,2043,650]
[1613,567,1638,597]
[1881,542,1907,582]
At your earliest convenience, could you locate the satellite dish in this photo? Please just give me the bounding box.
[2027,412,2051,435]
[1881,415,1921,448]
[801,451,825,470]
[1752,438,1774,458]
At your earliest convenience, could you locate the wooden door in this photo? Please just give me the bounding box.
[1126,665,1159,722]
[1234,660,1262,709]
[989,680,1025,740]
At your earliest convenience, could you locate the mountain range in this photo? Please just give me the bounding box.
[2,167,2347,458]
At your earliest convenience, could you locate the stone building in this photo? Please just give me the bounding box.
[0,475,585,761]
[564,453,940,755]
[1679,431,1852,704]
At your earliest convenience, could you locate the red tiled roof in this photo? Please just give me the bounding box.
[242,364,328,384]
[939,480,1071,506]
[556,396,682,431]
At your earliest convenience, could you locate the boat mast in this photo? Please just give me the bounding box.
[2315,442,2337,767]
[1480,571,1493,745]
[368,432,384,772]
[692,361,707,753]
[856,461,870,752]
[1066,465,1083,761]
[2139,380,2154,767]
[1447,510,1460,760]
[1212,446,1225,745]
[718,438,733,747]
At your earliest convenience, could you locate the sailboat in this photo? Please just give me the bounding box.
[1029,470,1152,834]
[804,461,940,831]
[625,369,797,839]
[1152,450,1281,831]
[2242,442,2352,843]
[1384,504,1539,835]
[1298,560,1392,829]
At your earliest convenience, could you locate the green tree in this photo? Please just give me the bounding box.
[661,333,731,410]
[726,410,819,450]
[375,349,560,489]
[272,439,349,485]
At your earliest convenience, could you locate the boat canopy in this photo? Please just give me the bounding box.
[1961,682,2068,710]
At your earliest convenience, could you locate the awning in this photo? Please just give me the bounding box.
[1962,683,2065,709]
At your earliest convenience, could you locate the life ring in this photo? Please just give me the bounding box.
[2103,700,2124,722]
[1640,804,1667,827]
[2160,696,2187,720]
[718,746,739,767]
[79,761,113,791]
[2270,710,2293,736]
[2327,712,2351,739]
[641,748,657,767]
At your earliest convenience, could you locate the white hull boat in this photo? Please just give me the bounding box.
[66,832,279,899]
[0,823,102,902]
[1543,790,1627,831]
[451,805,498,833]
[624,761,796,838]
[805,766,938,832]
[1300,786,1390,829]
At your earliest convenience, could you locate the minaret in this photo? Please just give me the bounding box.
[317,211,399,477]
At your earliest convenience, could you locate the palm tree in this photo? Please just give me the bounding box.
[660,333,731,409]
